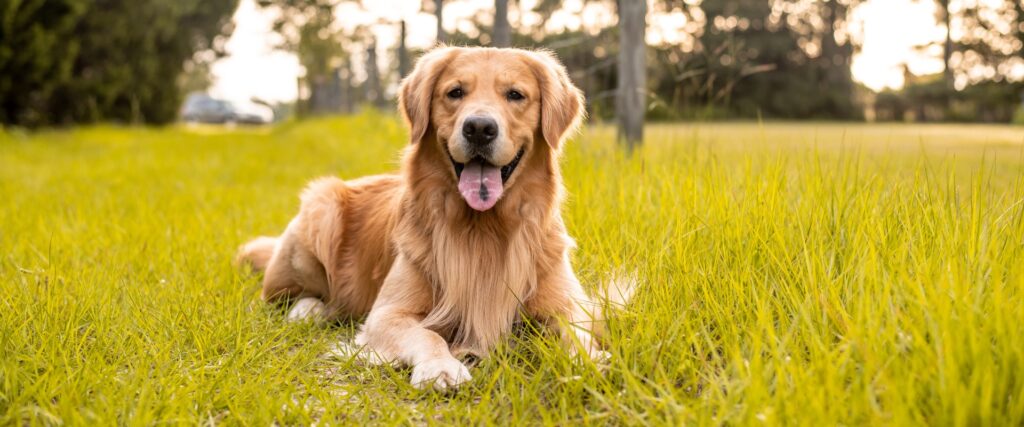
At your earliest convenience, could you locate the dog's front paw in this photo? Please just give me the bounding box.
[287,297,326,322]
[410,357,472,391]
[570,345,612,367]
[588,349,612,364]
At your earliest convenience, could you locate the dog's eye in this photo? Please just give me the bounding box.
[447,88,464,99]
[506,90,525,101]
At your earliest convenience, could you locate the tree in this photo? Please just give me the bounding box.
[664,0,862,119]
[0,0,87,125]
[910,0,954,111]
[815,0,862,119]
[259,0,358,115]
[896,0,1023,122]
[956,0,1023,82]
[616,0,646,149]
[0,0,238,127]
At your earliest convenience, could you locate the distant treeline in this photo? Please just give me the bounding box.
[2,0,1023,127]
[0,0,237,127]
[277,0,1024,124]
[273,0,868,122]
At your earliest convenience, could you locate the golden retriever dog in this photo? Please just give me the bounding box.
[237,46,611,390]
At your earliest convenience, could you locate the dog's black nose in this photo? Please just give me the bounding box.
[462,116,498,146]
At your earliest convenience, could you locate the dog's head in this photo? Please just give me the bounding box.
[398,47,584,212]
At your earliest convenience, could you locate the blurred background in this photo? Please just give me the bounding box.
[2,0,1023,137]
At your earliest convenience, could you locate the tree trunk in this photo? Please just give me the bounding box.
[341,61,354,114]
[821,0,839,66]
[435,0,446,44]
[1015,0,1024,59]
[821,0,856,117]
[398,20,410,78]
[365,41,385,109]
[493,0,510,47]
[616,0,646,150]
[940,0,953,117]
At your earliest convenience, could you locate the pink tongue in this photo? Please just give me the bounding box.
[457,159,504,211]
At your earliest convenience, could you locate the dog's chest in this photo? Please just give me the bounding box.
[414,222,541,352]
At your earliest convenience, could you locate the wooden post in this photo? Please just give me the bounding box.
[493,0,510,47]
[940,0,952,90]
[616,0,646,150]
[435,0,446,44]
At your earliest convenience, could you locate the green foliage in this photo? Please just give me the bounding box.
[0,0,87,125]
[876,78,1023,123]
[2,116,1024,423]
[0,0,238,127]
[679,0,861,120]
[257,0,367,116]
[1013,105,1024,126]
[258,0,351,81]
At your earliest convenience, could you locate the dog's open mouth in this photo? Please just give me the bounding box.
[449,147,525,212]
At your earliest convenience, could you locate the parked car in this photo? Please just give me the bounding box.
[181,93,273,125]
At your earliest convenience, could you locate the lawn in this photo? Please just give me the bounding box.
[1,114,1023,425]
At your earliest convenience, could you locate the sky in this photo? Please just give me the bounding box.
[209,0,955,103]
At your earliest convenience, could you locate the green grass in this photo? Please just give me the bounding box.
[2,113,1023,425]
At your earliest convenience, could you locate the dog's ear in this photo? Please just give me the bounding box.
[525,50,585,150]
[398,46,460,144]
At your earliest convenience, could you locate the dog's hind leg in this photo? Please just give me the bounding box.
[258,178,349,322]
[260,227,332,322]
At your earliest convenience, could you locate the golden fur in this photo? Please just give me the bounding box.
[237,47,605,390]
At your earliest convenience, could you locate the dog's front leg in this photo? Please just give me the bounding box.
[529,257,609,363]
[355,254,471,390]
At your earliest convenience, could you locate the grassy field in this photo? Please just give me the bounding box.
[1,113,1023,425]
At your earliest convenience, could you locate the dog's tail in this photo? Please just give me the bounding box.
[235,236,279,273]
